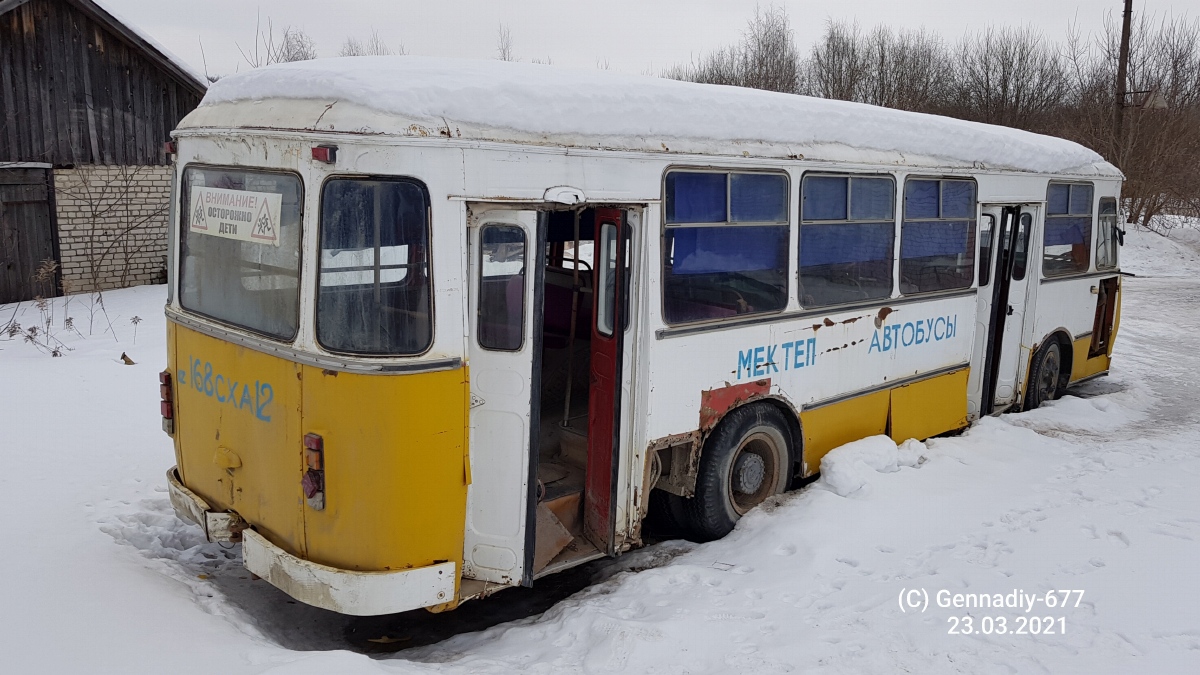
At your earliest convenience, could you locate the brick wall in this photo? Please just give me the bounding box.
[53,165,171,293]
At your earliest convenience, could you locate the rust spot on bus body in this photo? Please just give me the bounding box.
[699,379,771,433]
[874,306,895,329]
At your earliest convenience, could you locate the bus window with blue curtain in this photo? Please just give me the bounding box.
[799,174,895,307]
[899,178,977,294]
[662,170,789,325]
[1043,182,1094,277]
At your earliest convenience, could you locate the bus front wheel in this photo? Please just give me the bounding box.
[1026,341,1063,410]
[686,403,793,541]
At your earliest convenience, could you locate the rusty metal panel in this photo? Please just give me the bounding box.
[699,379,771,433]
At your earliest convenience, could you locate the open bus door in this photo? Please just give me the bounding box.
[464,208,543,586]
[586,207,628,554]
[977,204,1035,415]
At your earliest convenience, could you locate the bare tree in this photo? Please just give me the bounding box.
[949,25,1068,130]
[665,5,800,94]
[862,26,951,111]
[1060,12,1200,228]
[497,24,516,62]
[802,19,866,100]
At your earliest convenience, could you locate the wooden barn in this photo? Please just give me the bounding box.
[0,0,206,303]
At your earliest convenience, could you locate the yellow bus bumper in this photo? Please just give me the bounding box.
[168,466,455,616]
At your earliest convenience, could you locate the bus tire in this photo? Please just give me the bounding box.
[1026,341,1063,410]
[686,403,793,541]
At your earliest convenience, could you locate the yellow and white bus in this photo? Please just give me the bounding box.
[160,57,1124,616]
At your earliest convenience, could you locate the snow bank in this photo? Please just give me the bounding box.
[1119,216,1200,278]
[819,435,927,497]
[190,56,1115,175]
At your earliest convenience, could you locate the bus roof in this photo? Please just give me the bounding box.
[183,56,1120,178]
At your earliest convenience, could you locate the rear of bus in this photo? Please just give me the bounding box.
[160,131,470,615]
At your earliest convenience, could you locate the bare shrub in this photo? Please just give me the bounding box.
[340,30,403,57]
[53,166,166,335]
[276,27,318,62]
[237,14,318,67]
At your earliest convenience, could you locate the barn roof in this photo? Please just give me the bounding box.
[183,56,1120,178]
[0,0,207,94]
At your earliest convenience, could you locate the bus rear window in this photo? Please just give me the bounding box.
[179,167,303,340]
[317,178,432,355]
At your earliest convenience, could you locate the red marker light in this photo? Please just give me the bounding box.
[159,369,175,433]
[302,433,326,509]
[311,145,337,164]
[304,433,324,471]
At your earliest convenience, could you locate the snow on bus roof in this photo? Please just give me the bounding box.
[189,56,1118,177]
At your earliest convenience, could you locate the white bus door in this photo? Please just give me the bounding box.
[464,208,541,585]
[978,205,1034,414]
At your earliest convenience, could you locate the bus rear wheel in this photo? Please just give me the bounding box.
[686,403,793,541]
[1026,341,1063,410]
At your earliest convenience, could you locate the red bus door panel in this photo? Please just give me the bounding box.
[586,208,625,553]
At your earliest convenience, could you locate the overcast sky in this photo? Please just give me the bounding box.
[102,0,1191,80]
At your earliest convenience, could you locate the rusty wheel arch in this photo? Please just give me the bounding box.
[651,381,805,499]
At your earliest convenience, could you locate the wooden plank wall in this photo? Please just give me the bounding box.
[0,0,203,166]
[0,167,56,303]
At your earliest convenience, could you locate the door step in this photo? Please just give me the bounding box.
[533,502,574,572]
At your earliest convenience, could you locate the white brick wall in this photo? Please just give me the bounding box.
[53,165,171,293]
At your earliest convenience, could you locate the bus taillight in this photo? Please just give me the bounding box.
[302,433,325,510]
[159,369,174,436]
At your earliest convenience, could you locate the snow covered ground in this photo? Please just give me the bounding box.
[3,223,1200,673]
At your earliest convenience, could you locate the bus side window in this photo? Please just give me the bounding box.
[1043,182,1093,276]
[478,224,526,351]
[1096,197,1119,269]
[1012,212,1032,281]
[662,170,789,325]
[979,214,995,286]
[596,223,617,337]
[899,178,977,294]
[798,174,894,307]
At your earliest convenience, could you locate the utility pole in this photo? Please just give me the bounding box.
[1114,0,1133,151]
